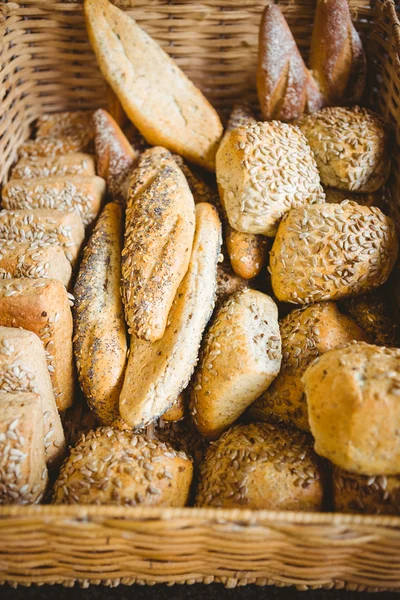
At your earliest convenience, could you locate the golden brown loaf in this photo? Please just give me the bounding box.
[121,147,195,342]
[310,0,366,106]
[191,289,281,440]
[226,227,269,280]
[216,121,325,236]
[195,422,326,510]
[11,153,96,179]
[0,278,74,412]
[333,466,400,515]
[251,302,367,432]
[73,202,127,426]
[84,0,223,171]
[297,107,390,192]
[303,341,400,475]
[52,427,193,507]
[0,326,65,467]
[119,202,222,428]
[270,202,398,304]
[162,394,185,423]
[0,392,48,505]
[35,110,94,142]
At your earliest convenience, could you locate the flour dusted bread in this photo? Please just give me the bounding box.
[84,0,223,171]
[303,341,400,475]
[270,202,398,304]
[11,153,96,179]
[191,289,281,440]
[74,202,127,425]
[120,202,222,428]
[333,467,400,515]
[53,427,193,507]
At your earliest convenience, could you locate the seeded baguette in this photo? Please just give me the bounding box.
[0,278,74,412]
[0,392,48,505]
[11,153,96,179]
[53,427,193,507]
[120,202,222,428]
[73,202,127,426]
[191,289,281,440]
[0,327,65,467]
[333,466,400,515]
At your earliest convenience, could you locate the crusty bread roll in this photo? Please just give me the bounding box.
[195,422,326,510]
[303,341,400,475]
[333,466,400,515]
[270,201,398,304]
[216,121,325,236]
[226,227,269,280]
[35,110,94,142]
[121,147,195,342]
[161,393,185,423]
[324,187,380,208]
[11,153,96,179]
[84,0,223,171]
[310,0,366,106]
[53,427,193,507]
[2,176,106,227]
[297,107,390,192]
[0,278,74,411]
[18,137,92,159]
[257,5,324,122]
[73,202,127,425]
[191,289,281,440]
[216,260,248,307]
[251,302,366,432]
[120,202,222,428]
[0,327,65,467]
[93,108,139,203]
[0,392,48,505]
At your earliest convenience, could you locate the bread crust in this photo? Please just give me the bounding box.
[161,393,185,422]
[333,466,400,515]
[11,153,96,179]
[35,110,94,142]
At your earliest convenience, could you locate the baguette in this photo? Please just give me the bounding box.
[11,153,96,179]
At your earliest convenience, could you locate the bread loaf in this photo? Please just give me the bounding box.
[0,278,74,411]
[11,153,96,179]
[270,202,398,304]
[303,341,400,475]
[73,202,127,425]
[84,0,223,171]
[191,289,281,440]
[18,137,92,159]
[120,202,222,428]
[121,147,195,342]
[35,110,94,142]
[333,466,400,515]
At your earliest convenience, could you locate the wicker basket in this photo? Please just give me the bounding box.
[1,0,400,592]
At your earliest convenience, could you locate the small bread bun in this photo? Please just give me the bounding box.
[303,341,400,475]
[333,466,400,515]
[53,427,193,507]
[297,107,390,192]
[195,422,326,510]
[270,202,398,304]
[11,153,96,179]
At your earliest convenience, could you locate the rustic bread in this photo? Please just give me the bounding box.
[195,422,325,510]
[162,393,185,423]
[270,202,398,304]
[297,107,390,192]
[84,0,223,171]
[0,327,65,467]
[216,121,325,236]
[18,137,92,159]
[121,147,195,342]
[333,466,400,515]
[191,289,281,440]
[251,302,367,432]
[0,278,74,412]
[0,392,47,505]
[53,427,193,507]
[303,341,400,475]
[11,153,96,179]
[35,110,94,142]
[120,202,222,428]
[73,202,127,426]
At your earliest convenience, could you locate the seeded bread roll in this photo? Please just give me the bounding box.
[216,121,325,236]
[191,289,281,440]
[121,147,195,342]
[270,202,398,304]
[11,153,96,179]
[324,187,380,208]
[0,327,65,467]
[303,341,400,475]
[53,427,193,507]
[73,202,127,426]
[18,137,92,159]
[161,393,185,422]
[35,110,94,141]
[333,466,400,515]
[251,302,367,432]
[297,107,390,192]
[0,392,48,505]
[120,202,222,428]
[2,176,106,227]
[0,278,74,411]
[0,209,85,268]
[84,0,223,171]
[195,422,325,510]
[156,416,207,468]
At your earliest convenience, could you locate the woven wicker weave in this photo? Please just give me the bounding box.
[1,0,400,591]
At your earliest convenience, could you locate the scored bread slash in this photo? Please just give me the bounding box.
[11,153,96,179]
[119,202,222,428]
